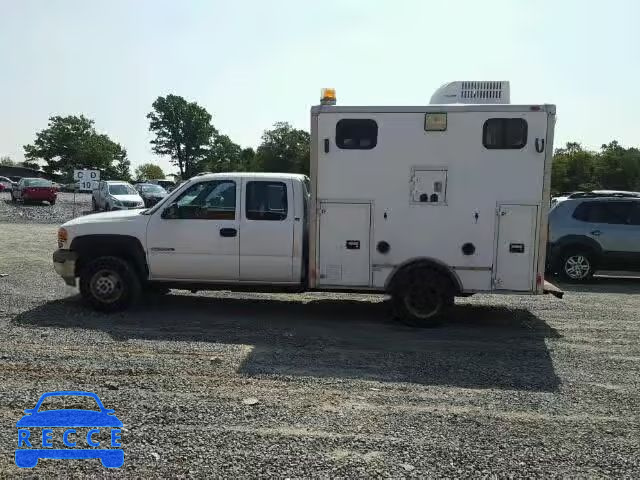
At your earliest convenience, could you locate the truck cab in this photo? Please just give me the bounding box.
[55,173,310,311]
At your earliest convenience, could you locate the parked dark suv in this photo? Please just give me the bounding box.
[547,194,640,281]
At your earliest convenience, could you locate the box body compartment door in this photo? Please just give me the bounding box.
[495,204,538,291]
[319,202,371,286]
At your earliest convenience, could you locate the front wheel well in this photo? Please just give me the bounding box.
[71,235,148,280]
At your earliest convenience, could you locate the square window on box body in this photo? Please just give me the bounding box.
[425,113,447,131]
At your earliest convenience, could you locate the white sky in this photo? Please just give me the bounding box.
[1,0,638,175]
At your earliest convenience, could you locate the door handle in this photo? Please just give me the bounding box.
[590,230,602,236]
[219,228,237,237]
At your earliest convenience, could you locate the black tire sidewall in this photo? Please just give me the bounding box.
[391,266,453,328]
[79,256,141,312]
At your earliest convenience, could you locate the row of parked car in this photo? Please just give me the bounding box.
[1,176,176,209]
[91,180,170,211]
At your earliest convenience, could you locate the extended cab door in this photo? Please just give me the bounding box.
[239,177,294,282]
[146,178,240,281]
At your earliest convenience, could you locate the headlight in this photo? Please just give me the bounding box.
[111,197,122,206]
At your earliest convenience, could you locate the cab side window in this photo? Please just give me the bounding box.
[246,181,288,221]
[169,180,236,220]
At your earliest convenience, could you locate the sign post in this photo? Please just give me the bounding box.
[73,170,100,217]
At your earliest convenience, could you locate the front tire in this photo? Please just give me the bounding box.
[79,256,141,312]
[558,249,595,282]
[391,266,454,327]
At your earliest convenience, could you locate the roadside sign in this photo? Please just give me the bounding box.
[74,169,100,191]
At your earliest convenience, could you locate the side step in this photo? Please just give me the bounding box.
[543,280,564,299]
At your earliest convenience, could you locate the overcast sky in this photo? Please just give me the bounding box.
[1,0,638,175]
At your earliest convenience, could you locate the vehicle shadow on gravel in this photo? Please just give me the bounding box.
[557,276,640,294]
[12,294,561,392]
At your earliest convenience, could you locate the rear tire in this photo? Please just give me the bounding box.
[390,266,454,327]
[558,248,595,282]
[79,256,141,312]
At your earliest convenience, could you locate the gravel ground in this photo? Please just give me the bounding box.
[0,191,93,224]
[0,222,639,478]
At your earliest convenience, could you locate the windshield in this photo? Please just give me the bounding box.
[108,184,137,195]
[138,184,166,194]
[23,178,51,187]
[37,395,101,412]
[141,179,192,215]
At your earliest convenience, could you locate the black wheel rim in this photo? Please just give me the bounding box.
[90,269,124,303]
[403,278,443,319]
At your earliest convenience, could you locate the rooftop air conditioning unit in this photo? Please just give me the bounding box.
[430,81,510,104]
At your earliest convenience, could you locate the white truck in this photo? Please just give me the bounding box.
[92,180,145,211]
[54,81,562,326]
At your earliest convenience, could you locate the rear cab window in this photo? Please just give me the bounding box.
[246,181,288,221]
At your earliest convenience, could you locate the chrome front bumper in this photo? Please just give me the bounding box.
[53,249,78,286]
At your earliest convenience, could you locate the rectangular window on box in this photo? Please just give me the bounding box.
[483,118,527,149]
[335,119,378,150]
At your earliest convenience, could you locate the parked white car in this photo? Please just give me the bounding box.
[92,181,144,211]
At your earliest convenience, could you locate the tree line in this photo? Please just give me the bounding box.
[551,141,640,194]
[14,94,310,183]
[6,96,640,193]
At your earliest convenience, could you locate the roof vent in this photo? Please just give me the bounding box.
[430,81,510,104]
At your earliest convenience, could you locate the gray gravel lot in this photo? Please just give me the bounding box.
[0,191,93,224]
[0,221,639,478]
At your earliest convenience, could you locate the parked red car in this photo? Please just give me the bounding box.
[11,178,57,205]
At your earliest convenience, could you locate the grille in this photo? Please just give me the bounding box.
[460,81,504,100]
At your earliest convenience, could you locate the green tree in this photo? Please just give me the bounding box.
[594,141,640,191]
[135,163,165,181]
[23,115,130,181]
[552,142,598,193]
[551,141,640,194]
[147,94,216,178]
[239,147,256,171]
[19,161,40,170]
[254,122,310,175]
[204,134,244,172]
[1,156,16,166]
